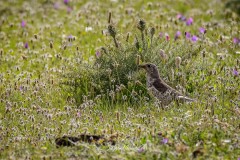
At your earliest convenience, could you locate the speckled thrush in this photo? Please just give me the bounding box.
[139,63,194,106]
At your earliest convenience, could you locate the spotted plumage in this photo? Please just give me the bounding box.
[139,63,194,106]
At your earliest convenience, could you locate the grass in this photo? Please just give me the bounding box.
[0,0,239,159]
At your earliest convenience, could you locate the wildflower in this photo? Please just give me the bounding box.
[185,32,191,39]
[191,35,198,42]
[137,147,144,153]
[19,86,24,91]
[176,13,182,19]
[77,112,81,117]
[67,7,72,13]
[199,27,206,34]
[64,0,69,5]
[176,14,186,21]
[67,35,73,41]
[96,51,101,58]
[233,69,238,76]
[233,38,240,44]
[21,20,26,28]
[186,17,193,26]
[162,138,168,144]
[24,42,29,49]
[159,32,163,38]
[165,33,170,41]
[54,2,59,9]
[174,31,181,40]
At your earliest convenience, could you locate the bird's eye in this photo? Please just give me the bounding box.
[147,64,151,68]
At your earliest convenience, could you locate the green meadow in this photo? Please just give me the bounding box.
[0,0,239,159]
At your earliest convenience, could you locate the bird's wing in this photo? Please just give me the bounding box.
[152,79,169,93]
[154,78,183,96]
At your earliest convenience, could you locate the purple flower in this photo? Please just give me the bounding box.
[159,32,163,38]
[185,32,191,39]
[54,2,59,9]
[19,86,23,91]
[176,14,182,19]
[64,0,69,5]
[238,157,240,160]
[96,51,101,58]
[77,112,81,117]
[67,7,72,13]
[191,35,198,42]
[174,31,181,40]
[162,138,168,144]
[165,33,170,41]
[186,17,193,26]
[24,42,29,49]
[176,13,186,21]
[180,16,187,21]
[199,27,206,34]
[233,38,240,44]
[137,147,144,153]
[21,20,26,28]
[67,35,73,41]
[233,69,239,76]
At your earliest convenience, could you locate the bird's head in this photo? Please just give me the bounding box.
[138,63,160,78]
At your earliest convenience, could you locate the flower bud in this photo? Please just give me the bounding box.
[137,19,146,32]
[175,56,182,68]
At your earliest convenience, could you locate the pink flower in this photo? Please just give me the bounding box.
[77,112,81,117]
[159,32,163,38]
[165,33,170,41]
[64,0,69,5]
[174,31,181,40]
[162,138,168,144]
[185,32,191,39]
[176,13,186,21]
[186,17,193,26]
[176,14,182,19]
[191,35,198,42]
[199,27,206,34]
[54,2,59,9]
[21,20,26,28]
[67,7,72,13]
[137,147,144,153]
[233,38,240,44]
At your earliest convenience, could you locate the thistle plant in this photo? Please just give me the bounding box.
[137,19,146,48]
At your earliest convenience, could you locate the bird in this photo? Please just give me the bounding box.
[139,63,195,106]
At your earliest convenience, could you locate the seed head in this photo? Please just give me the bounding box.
[34,34,38,39]
[137,19,146,32]
[150,27,155,37]
[134,36,140,50]
[175,56,182,68]
[126,32,130,42]
[50,42,53,49]
[108,24,116,38]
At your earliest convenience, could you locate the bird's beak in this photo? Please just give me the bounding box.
[138,64,146,69]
